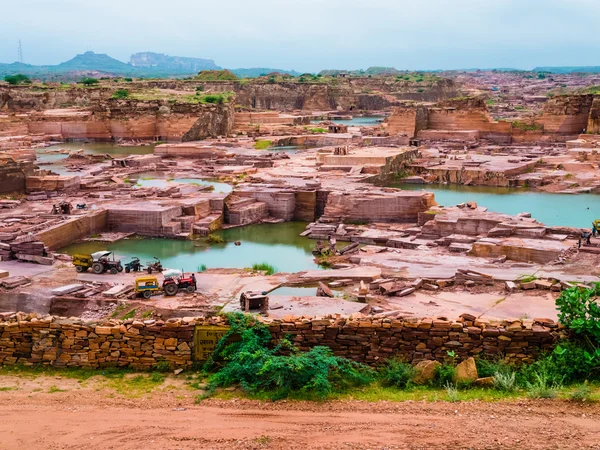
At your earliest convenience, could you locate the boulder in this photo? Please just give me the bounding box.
[414,360,441,385]
[454,357,478,383]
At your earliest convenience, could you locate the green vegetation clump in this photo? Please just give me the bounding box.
[251,262,277,275]
[306,127,327,133]
[196,70,238,81]
[111,88,129,99]
[198,264,207,272]
[512,120,541,132]
[254,140,272,150]
[4,74,31,85]
[80,77,99,86]
[379,359,416,389]
[202,313,375,400]
[206,234,224,244]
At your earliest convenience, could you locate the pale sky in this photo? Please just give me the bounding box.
[2,0,600,71]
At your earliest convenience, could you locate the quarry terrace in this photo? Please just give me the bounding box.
[1,72,600,367]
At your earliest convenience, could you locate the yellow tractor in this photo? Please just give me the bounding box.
[134,276,160,299]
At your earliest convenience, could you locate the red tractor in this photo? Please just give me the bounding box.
[162,269,197,296]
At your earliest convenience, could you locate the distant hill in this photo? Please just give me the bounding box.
[130,52,220,72]
[533,66,600,74]
[230,68,300,78]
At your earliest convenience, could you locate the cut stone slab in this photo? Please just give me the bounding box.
[0,270,8,279]
[0,276,30,289]
[51,284,85,296]
[102,284,133,298]
[300,267,381,282]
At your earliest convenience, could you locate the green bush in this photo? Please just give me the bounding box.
[475,358,512,378]
[80,77,99,86]
[4,74,31,85]
[433,364,456,387]
[198,264,207,272]
[203,313,375,400]
[493,371,518,393]
[112,88,129,99]
[380,359,416,389]
[526,370,561,399]
[206,234,224,244]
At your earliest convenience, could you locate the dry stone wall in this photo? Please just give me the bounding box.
[0,313,562,369]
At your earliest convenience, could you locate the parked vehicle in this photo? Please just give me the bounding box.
[162,269,197,296]
[134,276,160,299]
[124,256,143,273]
[146,257,163,274]
[90,251,123,275]
[72,254,94,273]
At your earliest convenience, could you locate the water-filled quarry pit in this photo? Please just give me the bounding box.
[391,183,600,228]
[58,222,329,274]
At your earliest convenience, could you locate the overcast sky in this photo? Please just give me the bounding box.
[2,0,599,71]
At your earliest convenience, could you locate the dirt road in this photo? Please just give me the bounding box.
[1,389,600,449]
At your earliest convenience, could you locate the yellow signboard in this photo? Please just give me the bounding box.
[193,325,230,362]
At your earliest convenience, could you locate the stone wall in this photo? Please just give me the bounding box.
[0,313,562,368]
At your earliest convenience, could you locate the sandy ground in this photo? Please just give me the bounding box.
[1,376,600,450]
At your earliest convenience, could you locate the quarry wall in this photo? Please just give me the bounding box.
[36,210,108,250]
[0,314,562,369]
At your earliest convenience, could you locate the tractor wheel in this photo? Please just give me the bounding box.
[143,290,152,299]
[92,263,104,274]
[147,267,153,274]
[75,266,84,273]
[186,285,196,293]
[125,266,131,273]
[117,265,123,273]
[164,283,178,296]
[110,267,118,275]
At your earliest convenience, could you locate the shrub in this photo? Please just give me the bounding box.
[200,94,225,104]
[445,382,459,402]
[112,88,129,99]
[251,262,277,275]
[380,359,416,389]
[493,371,517,393]
[206,234,224,244]
[526,370,561,399]
[4,74,31,85]
[123,77,133,82]
[80,77,99,86]
[475,358,512,378]
[569,383,593,403]
[198,264,207,272]
[203,313,375,400]
[433,364,456,387]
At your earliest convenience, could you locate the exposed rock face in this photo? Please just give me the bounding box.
[323,191,435,223]
[181,101,234,141]
[129,52,220,72]
[587,97,600,134]
[0,89,235,142]
[535,94,594,134]
[0,157,37,194]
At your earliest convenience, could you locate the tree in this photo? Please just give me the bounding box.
[80,77,99,86]
[4,74,31,85]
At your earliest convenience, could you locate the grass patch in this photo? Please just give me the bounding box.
[251,262,277,275]
[0,386,17,391]
[120,308,137,320]
[48,385,66,393]
[254,140,272,150]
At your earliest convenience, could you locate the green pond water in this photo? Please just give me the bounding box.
[59,222,322,273]
[311,115,384,126]
[134,173,232,193]
[393,183,600,228]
